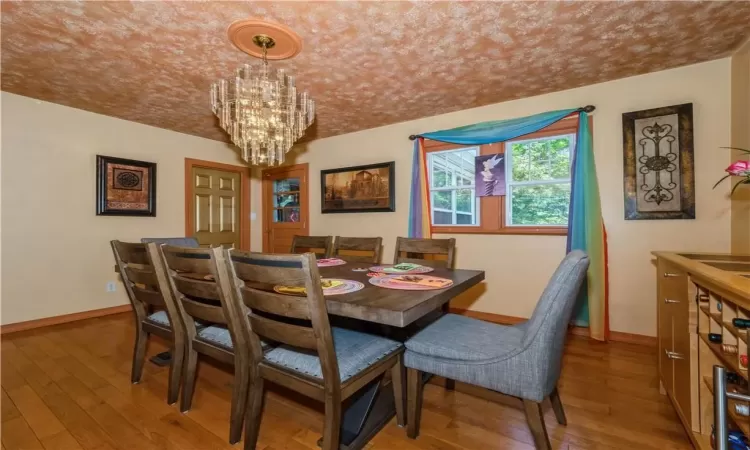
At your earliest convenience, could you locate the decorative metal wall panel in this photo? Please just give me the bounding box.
[622,103,695,220]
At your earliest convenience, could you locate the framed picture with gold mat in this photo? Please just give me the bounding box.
[96,155,157,216]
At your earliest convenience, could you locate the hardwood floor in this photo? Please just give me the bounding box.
[1,313,692,450]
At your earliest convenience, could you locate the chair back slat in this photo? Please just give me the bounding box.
[394,237,456,269]
[181,297,228,324]
[241,289,311,320]
[232,255,309,286]
[291,235,333,258]
[132,286,164,306]
[249,314,317,350]
[124,266,159,287]
[161,248,214,274]
[173,276,222,301]
[332,237,382,263]
[227,250,339,386]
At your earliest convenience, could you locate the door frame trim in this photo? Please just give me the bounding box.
[184,158,251,250]
[261,163,309,252]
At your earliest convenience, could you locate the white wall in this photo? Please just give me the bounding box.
[292,59,733,336]
[0,92,261,325]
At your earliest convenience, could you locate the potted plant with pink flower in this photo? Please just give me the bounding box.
[714,147,750,195]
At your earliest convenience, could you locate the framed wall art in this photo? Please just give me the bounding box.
[622,103,695,220]
[321,161,395,213]
[96,155,157,216]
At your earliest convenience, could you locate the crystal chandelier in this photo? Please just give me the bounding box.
[210,32,314,166]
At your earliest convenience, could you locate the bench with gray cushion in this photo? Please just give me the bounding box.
[403,250,590,450]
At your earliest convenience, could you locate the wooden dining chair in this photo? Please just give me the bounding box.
[332,236,383,264]
[159,245,268,444]
[290,235,333,258]
[225,250,405,450]
[110,241,185,405]
[393,237,456,269]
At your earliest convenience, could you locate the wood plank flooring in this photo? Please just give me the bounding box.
[1,313,692,450]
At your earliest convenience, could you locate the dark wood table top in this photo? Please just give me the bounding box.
[115,261,485,328]
[319,263,485,328]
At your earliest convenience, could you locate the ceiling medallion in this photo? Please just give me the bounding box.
[210,19,313,166]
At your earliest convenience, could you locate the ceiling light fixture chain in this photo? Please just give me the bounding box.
[211,24,314,167]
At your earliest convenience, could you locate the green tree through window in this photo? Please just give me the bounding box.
[507,135,574,226]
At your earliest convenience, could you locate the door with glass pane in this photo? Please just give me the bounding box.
[262,163,309,253]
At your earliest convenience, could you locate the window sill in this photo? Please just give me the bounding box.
[432,226,568,236]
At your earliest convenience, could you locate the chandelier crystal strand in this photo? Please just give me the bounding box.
[210,35,314,166]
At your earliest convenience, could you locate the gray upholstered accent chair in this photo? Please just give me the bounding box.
[141,237,200,248]
[403,250,590,450]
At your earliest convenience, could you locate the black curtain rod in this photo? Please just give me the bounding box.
[408,104,596,140]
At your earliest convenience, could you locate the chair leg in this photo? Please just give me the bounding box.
[406,368,423,439]
[444,379,455,391]
[180,344,199,413]
[167,342,184,405]
[229,363,250,444]
[321,391,341,450]
[523,399,551,450]
[391,354,406,427]
[549,387,567,426]
[131,326,148,384]
[243,376,264,450]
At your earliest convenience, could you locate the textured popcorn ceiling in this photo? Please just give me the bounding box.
[2,1,750,142]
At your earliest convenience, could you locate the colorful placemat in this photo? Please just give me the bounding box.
[317,258,347,267]
[273,278,364,296]
[369,263,434,274]
[368,275,453,291]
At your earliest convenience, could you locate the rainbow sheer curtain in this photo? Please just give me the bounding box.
[409,108,609,340]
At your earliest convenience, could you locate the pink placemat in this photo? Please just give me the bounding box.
[317,258,347,267]
[368,275,453,291]
[322,279,364,295]
[368,265,434,274]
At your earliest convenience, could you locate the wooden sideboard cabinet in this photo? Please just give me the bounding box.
[654,252,750,449]
[657,258,693,429]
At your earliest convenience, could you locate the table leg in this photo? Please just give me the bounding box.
[318,375,396,450]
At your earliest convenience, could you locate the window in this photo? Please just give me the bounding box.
[427,147,479,226]
[424,115,585,235]
[505,134,574,227]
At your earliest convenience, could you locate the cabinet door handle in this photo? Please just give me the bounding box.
[665,350,685,360]
[664,298,680,304]
[663,272,680,278]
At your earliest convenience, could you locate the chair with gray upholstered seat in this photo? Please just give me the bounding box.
[225,250,406,450]
[403,250,590,450]
[110,241,187,405]
[159,245,270,445]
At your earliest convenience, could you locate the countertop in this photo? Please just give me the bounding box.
[653,251,750,302]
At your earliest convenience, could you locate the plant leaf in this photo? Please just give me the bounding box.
[713,174,731,189]
[720,146,750,154]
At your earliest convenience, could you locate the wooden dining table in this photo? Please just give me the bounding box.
[115,259,485,450]
[314,261,484,450]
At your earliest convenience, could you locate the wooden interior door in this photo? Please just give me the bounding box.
[186,160,250,249]
[262,163,309,253]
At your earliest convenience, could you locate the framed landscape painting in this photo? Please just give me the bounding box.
[321,162,395,213]
[96,155,157,216]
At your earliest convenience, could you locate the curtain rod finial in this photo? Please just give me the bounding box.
[409,135,418,140]
[583,105,596,113]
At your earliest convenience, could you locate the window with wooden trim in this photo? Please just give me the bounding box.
[424,116,585,235]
